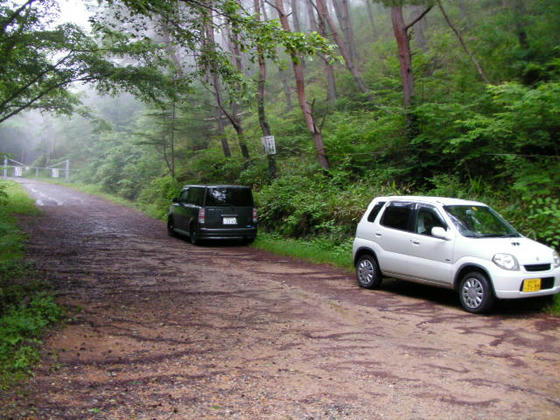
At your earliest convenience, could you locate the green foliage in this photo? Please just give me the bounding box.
[0,181,63,388]
[0,294,64,385]
[256,173,403,241]
[0,0,176,124]
[0,183,7,206]
[527,197,560,249]
[137,175,181,219]
[253,233,354,271]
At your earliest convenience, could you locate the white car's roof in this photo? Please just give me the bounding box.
[374,195,487,207]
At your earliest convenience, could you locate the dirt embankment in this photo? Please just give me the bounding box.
[2,179,560,419]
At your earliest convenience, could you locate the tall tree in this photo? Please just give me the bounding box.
[254,0,276,178]
[261,0,292,110]
[364,0,377,42]
[275,0,330,170]
[202,14,233,158]
[202,8,249,159]
[332,0,359,64]
[316,0,369,94]
[0,0,171,124]
[388,2,432,136]
[225,11,250,160]
[436,0,490,84]
[310,0,337,103]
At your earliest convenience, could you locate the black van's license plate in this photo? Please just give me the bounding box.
[223,217,237,225]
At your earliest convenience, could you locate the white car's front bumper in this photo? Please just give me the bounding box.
[491,266,560,299]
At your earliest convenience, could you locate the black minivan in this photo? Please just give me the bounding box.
[167,185,257,244]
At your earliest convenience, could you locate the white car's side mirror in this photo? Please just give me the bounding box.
[431,227,451,241]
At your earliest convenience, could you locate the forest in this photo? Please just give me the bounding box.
[1,0,559,249]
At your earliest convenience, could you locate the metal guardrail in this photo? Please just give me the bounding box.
[2,157,71,181]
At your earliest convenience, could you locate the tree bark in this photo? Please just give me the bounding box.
[254,0,276,178]
[202,15,231,158]
[225,18,250,160]
[391,6,414,108]
[316,0,369,95]
[340,0,359,63]
[312,0,337,103]
[290,0,301,32]
[305,0,317,32]
[262,0,292,110]
[275,0,330,170]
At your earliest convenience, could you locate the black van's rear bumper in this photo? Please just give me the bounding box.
[198,227,257,240]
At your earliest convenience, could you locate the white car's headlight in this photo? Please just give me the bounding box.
[492,253,520,271]
[553,251,560,268]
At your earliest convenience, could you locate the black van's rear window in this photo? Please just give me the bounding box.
[205,187,253,206]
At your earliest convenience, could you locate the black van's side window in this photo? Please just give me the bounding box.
[179,189,189,204]
[191,188,205,206]
[367,201,386,223]
[380,202,414,231]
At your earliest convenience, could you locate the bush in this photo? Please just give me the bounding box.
[0,181,64,388]
[136,176,182,219]
[256,173,404,241]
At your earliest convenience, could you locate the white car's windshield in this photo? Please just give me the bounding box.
[444,205,520,238]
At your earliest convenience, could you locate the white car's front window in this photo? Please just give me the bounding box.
[444,205,521,238]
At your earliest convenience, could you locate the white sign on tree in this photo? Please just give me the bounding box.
[261,135,276,155]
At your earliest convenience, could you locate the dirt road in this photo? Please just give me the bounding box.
[3,179,560,419]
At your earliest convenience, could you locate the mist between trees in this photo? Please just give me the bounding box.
[1,0,559,248]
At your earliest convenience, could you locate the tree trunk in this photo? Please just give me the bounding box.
[511,0,529,50]
[391,7,414,108]
[203,15,231,158]
[437,0,491,84]
[305,0,317,32]
[316,0,369,95]
[340,0,359,63]
[275,0,330,170]
[216,107,232,158]
[226,18,250,160]
[312,0,337,103]
[410,5,428,53]
[364,0,377,42]
[262,0,292,110]
[290,0,301,32]
[254,0,276,178]
[160,20,180,178]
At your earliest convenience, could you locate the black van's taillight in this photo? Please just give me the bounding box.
[252,208,257,224]
[198,208,206,224]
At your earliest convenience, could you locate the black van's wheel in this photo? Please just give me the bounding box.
[356,254,382,289]
[167,217,176,237]
[459,271,495,314]
[189,224,199,245]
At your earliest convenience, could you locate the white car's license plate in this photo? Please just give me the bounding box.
[523,278,541,292]
[223,217,237,225]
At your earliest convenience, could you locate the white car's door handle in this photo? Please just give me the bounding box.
[375,233,382,237]
[411,240,420,245]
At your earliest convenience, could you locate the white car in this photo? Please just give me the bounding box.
[352,196,560,313]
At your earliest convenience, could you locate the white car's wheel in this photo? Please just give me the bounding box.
[356,254,382,289]
[459,272,495,314]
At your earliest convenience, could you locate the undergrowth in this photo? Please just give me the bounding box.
[0,180,64,389]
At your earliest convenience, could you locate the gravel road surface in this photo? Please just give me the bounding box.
[2,178,559,419]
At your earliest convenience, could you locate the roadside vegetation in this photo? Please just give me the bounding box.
[0,181,65,389]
